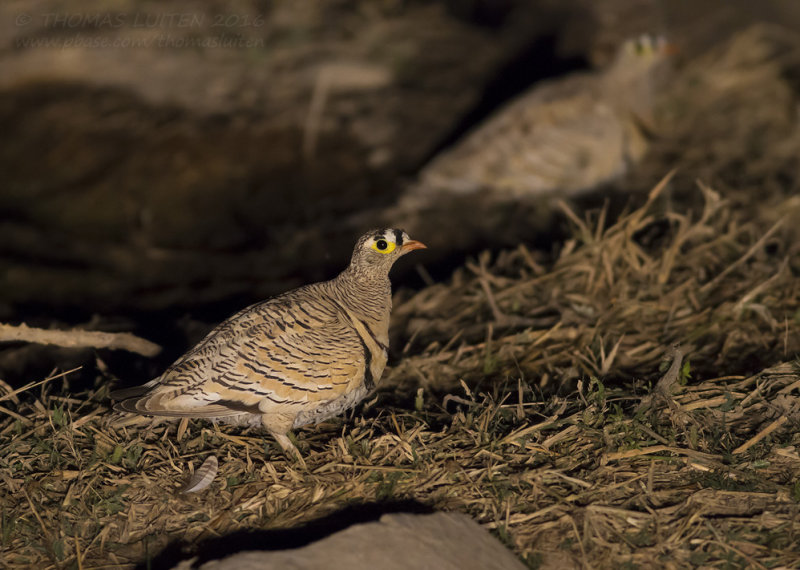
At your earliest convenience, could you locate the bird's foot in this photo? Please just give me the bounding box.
[270,431,307,469]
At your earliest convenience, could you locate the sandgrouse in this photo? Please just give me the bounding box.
[111,229,425,461]
[400,35,675,204]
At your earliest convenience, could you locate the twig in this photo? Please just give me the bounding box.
[477,259,537,328]
[0,404,33,424]
[0,322,161,357]
[0,367,82,404]
[699,217,785,294]
[23,489,51,545]
[733,257,788,317]
[732,415,790,455]
[568,515,590,569]
[636,344,684,414]
[443,394,479,408]
[604,444,722,463]
[653,344,684,396]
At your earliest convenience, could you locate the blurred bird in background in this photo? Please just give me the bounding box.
[411,35,675,201]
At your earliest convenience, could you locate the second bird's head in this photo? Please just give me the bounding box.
[351,228,426,271]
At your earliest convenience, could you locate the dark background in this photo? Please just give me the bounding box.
[0,0,798,386]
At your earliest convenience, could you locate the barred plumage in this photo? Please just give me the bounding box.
[111,229,426,461]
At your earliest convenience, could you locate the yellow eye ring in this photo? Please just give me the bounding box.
[371,239,396,254]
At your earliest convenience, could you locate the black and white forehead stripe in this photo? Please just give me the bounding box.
[371,229,405,246]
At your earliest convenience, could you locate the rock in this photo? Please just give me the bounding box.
[170,512,527,570]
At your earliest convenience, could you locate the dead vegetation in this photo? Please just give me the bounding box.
[2,170,800,569]
[2,23,800,570]
[389,174,800,392]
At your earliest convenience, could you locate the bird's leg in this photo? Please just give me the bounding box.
[269,430,306,468]
[263,413,306,468]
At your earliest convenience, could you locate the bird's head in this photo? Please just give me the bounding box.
[350,228,426,273]
[613,35,677,72]
[606,34,677,127]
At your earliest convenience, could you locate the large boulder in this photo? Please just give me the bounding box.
[170,512,528,570]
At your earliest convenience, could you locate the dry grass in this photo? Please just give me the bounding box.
[2,173,800,569]
[3,23,800,570]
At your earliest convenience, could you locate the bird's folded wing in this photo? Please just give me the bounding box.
[114,294,367,417]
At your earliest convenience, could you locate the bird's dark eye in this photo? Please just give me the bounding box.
[371,238,396,254]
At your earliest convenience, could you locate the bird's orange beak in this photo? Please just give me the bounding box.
[400,240,427,253]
